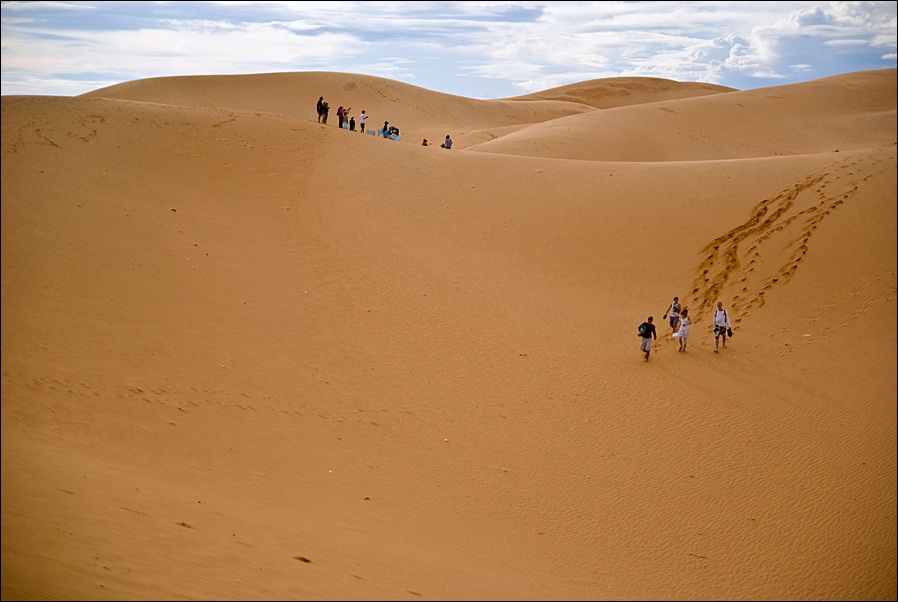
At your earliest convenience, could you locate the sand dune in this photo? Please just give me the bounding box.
[2,68,895,600]
[472,70,897,161]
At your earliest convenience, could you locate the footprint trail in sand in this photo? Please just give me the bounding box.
[684,147,895,327]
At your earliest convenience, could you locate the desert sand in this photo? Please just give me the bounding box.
[2,68,895,601]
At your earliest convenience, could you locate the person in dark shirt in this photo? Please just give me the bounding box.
[638,316,658,361]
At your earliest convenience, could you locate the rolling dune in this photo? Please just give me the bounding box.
[2,68,895,601]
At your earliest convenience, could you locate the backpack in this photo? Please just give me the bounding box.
[638,322,648,336]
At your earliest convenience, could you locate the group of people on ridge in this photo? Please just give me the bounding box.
[315,96,386,136]
[638,298,732,361]
[318,95,453,148]
[317,96,368,132]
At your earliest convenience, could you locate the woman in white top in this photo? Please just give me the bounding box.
[713,301,731,353]
[677,308,691,351]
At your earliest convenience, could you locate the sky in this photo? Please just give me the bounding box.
[1,1,896,99]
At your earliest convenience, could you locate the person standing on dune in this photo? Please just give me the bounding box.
[316,96,324,123]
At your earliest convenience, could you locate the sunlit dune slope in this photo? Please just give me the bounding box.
[2,67,895,601]
[81,68,896,161]
[471,68,897,161]
[80,71,740,151]
[508,75,735,108]
[80,71,593,146]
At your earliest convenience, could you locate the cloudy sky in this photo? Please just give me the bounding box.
[2,1,896,98]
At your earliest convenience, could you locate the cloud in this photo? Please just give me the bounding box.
[2,1,895,98]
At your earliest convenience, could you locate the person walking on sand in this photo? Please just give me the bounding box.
[638,316,657,362]
[320,101,329,124]
[676,308,691,351]
[359,110,367,133]
[713,301,731,353]
[316,96,324,123]
[662,296,681,333]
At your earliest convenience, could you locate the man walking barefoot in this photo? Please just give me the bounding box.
[638,316,657,361]
[713,301,731,353]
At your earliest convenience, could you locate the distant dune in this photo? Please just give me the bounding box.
[509,75,736,107]
[3,68,895,601]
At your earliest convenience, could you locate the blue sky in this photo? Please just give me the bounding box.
[2,1,896,98]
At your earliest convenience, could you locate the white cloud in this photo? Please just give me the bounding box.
[1,1,895,98]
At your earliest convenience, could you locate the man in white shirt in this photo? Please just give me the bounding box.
[713,301,731,353]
